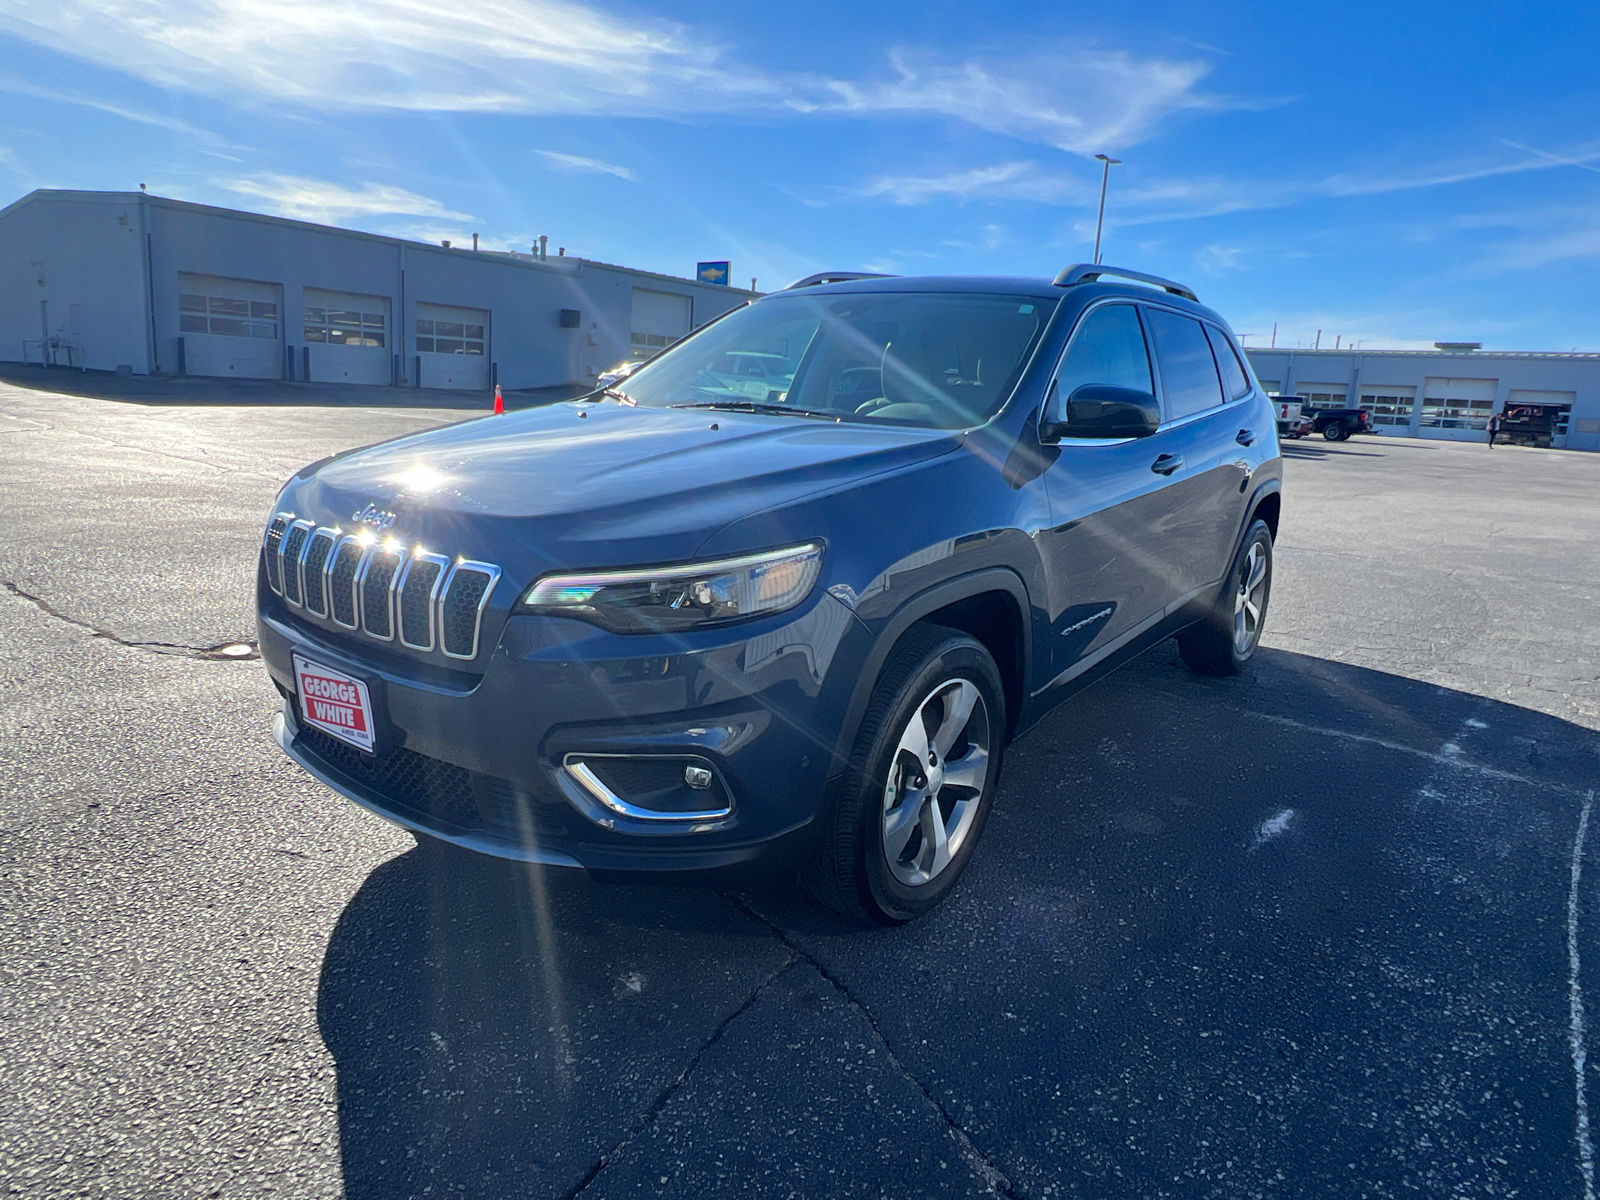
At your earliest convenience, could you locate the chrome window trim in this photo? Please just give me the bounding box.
[356,542,403,642]
[301,528,338,617]
[1137,301,1245,429]
[279,519,315,608]
[438,560,502,661]
[326,535,369,630]
[395,551,450,652]
[263,513,292,595]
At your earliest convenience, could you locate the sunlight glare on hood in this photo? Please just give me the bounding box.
[391,463,450,495]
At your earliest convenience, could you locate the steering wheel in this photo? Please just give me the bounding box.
[853,397,896,415]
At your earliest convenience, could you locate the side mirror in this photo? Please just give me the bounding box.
[1040,384,1160,441]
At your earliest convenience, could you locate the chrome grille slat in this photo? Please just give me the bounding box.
[396,552,450,652]
[263,514,290,595]
[279,520,314,607]
[439,561,501,661]
[326,536,367,629]
[301,529,337,617]
[358,545,403,641]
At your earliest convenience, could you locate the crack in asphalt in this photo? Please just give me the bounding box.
[727,894,1019,1198]
[1248,710,1586,793]
[563,948,798,1199]
[1,580,259,660]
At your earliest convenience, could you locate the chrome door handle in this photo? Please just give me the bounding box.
[1151,454,1184,476]
[1236,428,1256,446]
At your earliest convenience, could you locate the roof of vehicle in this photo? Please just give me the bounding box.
[775,274,1066,298]
[770,270,1230,330]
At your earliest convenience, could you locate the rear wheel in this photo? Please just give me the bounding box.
[1323,421,1346,441]
[1177,519,1273,676]
[806,626,1005,925]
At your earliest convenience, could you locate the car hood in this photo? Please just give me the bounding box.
[294,401,962,568]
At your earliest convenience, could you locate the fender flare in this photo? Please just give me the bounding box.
[828,566,1033,775]
[1231,477,1282,563]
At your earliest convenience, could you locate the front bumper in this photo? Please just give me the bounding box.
[260,580,871,876]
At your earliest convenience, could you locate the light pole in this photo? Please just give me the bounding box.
[1092,154,1122,265]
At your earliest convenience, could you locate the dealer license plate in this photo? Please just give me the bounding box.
[293,654,375,752]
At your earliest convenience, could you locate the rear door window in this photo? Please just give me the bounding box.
[1204,324,1252,400]
[1144,308,1225,420]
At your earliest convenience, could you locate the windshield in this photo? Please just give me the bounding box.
[614,291,1057,429]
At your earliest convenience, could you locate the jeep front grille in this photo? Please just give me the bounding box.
[264,512,501,661]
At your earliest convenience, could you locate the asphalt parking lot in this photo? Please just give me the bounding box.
[2,374,1598,1199]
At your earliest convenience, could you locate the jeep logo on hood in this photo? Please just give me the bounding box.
[351,504,398,529]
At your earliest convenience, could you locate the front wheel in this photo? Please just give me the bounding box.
[1177,519,1274,676]
[805,626,1005,925]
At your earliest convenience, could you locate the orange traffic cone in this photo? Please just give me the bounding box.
[493,384,504,414]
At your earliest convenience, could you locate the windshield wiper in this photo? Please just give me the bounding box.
[671,400,834,419]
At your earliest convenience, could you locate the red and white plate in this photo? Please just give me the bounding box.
[293,654,375,752]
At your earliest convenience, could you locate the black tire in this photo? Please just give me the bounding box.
[805,625,1005,925]
[1177,519,1274,676]
[1323,421,1346,442]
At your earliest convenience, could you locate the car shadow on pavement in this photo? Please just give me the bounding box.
[0,363,582,410]
[1280,442,1388,458]
[316,848,793,1199]
[318,646,1600,1199]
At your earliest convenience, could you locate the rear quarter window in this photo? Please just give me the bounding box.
[1204,324,1252,401]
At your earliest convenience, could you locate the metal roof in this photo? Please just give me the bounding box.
[1243,346,1600,361]
[1,188,759,297]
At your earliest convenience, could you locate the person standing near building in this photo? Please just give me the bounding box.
[1487,411,1503,448]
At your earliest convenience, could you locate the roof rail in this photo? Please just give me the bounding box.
[784,271,897,290]
[1053,263,1198,304]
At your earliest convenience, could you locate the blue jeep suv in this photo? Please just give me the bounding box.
[256,264,1282,924]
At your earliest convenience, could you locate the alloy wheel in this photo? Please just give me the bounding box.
[1234,541,1269,654]
[880,679,991,887]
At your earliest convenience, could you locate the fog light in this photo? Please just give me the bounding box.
[559,753,733,826]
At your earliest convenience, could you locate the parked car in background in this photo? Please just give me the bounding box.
[1273,398,1313,439]
[257,264,1282,924]
[1303,402,1374,441]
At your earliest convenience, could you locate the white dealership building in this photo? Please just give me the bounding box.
[1244,345,1600,452]
[0,189,754,391]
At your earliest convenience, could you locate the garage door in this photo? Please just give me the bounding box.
[1420,377,1498,440]
[1508,389,1576,447]
[304,289,391,386]
[416,303,489,390]
[1359,384,1416,428]
[178,273,282,379]
[630,289,691,361]
[1293,382,1347,409]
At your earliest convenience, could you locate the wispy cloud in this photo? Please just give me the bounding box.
[535,150,635,180]
[1194,242,1245,274]
[0,0,1243,154]
[807,46,1267,155]
[856,161,1087,205]
[1496,138,1600,176]
[216,173,474,223]
[0,72,233,143]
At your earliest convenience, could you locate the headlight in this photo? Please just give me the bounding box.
[517,543,823,634]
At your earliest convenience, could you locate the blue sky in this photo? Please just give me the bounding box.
[3,0,1599,350]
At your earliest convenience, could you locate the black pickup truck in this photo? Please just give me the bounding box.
[1273,397,1373,441]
